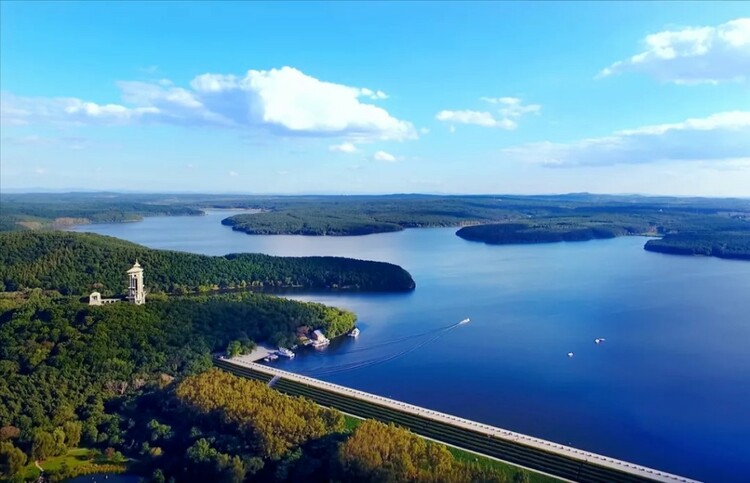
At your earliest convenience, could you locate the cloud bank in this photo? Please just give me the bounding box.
[436,97,540,130]
[598,18,750,84]
[0,67,416,141]
[501,111,750,166]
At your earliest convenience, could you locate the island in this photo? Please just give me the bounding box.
[644,231,750,260]
[0,231,416,294]
[2,192,748,261]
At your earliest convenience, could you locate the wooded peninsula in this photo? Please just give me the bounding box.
[0,231,416,294]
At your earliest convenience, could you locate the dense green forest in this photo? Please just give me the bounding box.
[644,231,750,260]
[455,212,750,260]
[0,232,416,294]
[455,217,651,245]
[218,194,750,238]
[0,294,541,482]
[3,192,749,260]
[221,197,509,236]
[0,192,203,231]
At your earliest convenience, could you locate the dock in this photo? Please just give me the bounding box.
[213,357,698,483]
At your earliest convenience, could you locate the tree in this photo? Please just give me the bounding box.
[339,420,454,482]
[0,426,20,442]
[150,468,166,483]
[0,442,27,478]
[148,419,173,442]
[226,340,242,358]
[63,421,82,448]
[31,430,56,461]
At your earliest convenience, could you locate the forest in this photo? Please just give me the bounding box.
[0,294,540,482]
[3,192,749,260]
[454,212,750,260]
[0,231,416,294]
[0,192,204,231]
[644,231,750,260]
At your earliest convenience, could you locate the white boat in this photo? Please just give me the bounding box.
[594,338,606,344]
[264,353,279,361]
[458,318,471,325]
[311,339,330,348]
[348,327,360,337]
[277,347,295,358]
[567,352,574,358]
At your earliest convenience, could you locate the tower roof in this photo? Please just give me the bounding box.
[127,260,143,273]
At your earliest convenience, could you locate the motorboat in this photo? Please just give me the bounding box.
[277,347,295,358]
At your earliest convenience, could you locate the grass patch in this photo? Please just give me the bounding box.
[21,447,128,481]
[342,414,363,432]
[449,446,560,483]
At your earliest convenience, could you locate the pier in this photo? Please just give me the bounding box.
[213,357,698,483]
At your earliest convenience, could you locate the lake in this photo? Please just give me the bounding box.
[71,211,750,482]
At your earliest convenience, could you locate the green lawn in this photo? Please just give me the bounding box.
[448,446,560,483]
[342,414,363,432]
[21,448,128,481]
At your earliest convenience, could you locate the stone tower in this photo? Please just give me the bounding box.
[127,260,146,305]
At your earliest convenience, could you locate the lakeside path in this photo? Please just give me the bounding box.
[215,357,699,483]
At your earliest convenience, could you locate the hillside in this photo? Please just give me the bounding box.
[0,231,416,294]
[0,293,543,483]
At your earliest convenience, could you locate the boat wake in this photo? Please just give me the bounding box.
[299,318,469,377]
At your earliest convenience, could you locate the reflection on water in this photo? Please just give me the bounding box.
[71,212,750,482]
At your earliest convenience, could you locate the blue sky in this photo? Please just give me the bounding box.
[1,2,748,196]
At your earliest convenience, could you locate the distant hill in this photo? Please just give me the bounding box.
[0,231,416,294]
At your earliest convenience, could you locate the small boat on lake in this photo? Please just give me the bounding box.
[277,347,295,358]
[311,339,330,348]
[567,352,574,358]
[348,327,360,337]
[458,318,471,325]
[595,338,606,344]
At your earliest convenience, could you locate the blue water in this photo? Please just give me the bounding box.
[66,474,139,483]
[71,211,750,482]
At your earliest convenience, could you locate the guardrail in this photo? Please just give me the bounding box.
[214,357,699,483]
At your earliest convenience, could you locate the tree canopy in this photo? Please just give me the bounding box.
[0,231,416,294]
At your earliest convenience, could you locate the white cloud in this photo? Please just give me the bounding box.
[1,67,416,141]
[482,97,542,119]
[598,18,750,84]
[436,97,540,130]
[501,111,750,167]
[329,142,358,153]
[34,167,48,175]
[435,110,516,129]
[359,88,389,100]
[0,93,159,126]
[228,170,239,177]
[373,150,397,162]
